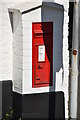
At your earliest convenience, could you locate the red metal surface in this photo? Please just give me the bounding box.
[32,22,53,88]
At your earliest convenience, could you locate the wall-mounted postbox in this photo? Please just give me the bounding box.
[32,22,53,88]
[8,2,65,119]
[8,1,63,94]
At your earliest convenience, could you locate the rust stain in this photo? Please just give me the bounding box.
[74,0,78,6]
[73,50,77,56]
[74,0,77,4]
[75,1,77,4]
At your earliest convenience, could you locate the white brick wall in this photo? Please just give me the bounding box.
[13,10,23,93]
[0,2,13,80]
[22,7,42,93]
[0,1,69,118]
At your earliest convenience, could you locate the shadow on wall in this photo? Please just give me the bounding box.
[9,2,64,91]
[7,2,65,119]
[41,3,64,118]
[42,3,64,91]
[42,22,53,87]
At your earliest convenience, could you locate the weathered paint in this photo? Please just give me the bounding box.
[73,50,78,55]
[70,2,79,118]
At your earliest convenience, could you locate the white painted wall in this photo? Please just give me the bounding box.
[22,7,42,93]
[54,0,69,118]
[0,1,69,118]
[51,1,69,118]
[13,10,23,93]
[0,3,13,80]
[22,3,64,94]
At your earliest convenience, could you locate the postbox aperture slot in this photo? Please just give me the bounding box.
[36,77,40,80]
[34,30,51,38]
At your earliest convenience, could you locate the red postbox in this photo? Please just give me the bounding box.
[32,22,53,88]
